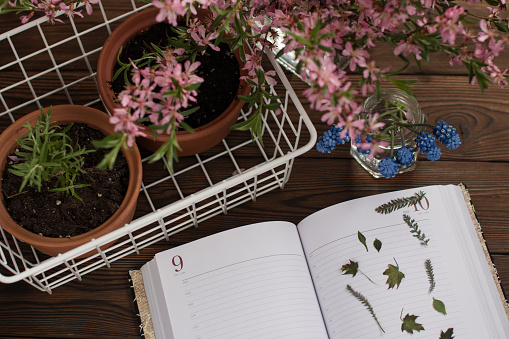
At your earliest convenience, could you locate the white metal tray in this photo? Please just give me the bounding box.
[0,1,316,293]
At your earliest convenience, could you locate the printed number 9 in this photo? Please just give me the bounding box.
[172,255,183,272]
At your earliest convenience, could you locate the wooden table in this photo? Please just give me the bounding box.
[1,3,509,338]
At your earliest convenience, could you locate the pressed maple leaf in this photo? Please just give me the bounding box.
[383,263,405,289]
[439,328,454,338]
[401,314,425,334]
[341,260,359,277]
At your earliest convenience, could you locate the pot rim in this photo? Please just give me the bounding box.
[0,105,143,251]
[96,7,251,142]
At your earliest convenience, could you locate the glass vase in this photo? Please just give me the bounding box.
[350,89,427,178]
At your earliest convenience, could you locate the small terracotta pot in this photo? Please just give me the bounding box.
[0,105,143,257]
[96,7,251,156]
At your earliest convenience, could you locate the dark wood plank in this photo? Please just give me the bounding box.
[1,1,509,338]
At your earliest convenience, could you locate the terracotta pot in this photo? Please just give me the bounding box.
[0,105,143,257]
[96,7,251,156]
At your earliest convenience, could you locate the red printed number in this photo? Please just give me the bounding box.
[172,255,183,272]
[414,196,430,211]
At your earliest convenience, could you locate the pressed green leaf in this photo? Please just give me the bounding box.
[401,314,425,334]
[433,298,447,315]
[346,285,384,333]
[383,264,405,289]
[341,260,359,277]
[373,238,382,252]
[439,328,454,339]
[358,231,368,252]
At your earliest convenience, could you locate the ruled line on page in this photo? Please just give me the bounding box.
[179,253,327,339]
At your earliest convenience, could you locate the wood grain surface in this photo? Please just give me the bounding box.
[1,2,509,338]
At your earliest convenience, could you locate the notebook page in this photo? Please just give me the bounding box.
[149,221,328,339]
[441,186,509,337]
[297,185,502,338]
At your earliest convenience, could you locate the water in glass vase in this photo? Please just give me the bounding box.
[350,88,427,178]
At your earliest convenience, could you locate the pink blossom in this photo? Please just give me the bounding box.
[152,0,186,26]
[190,25,220,53]
[394,39,423,60]
[342,42,369,72]
[368,139,391,159]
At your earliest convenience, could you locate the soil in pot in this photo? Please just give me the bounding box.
[1,124,129,238]
[110,22,241,129]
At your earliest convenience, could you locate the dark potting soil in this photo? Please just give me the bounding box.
[1,124,129,238]
[110,22,241,128]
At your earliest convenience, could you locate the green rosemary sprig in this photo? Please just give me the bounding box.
[425,259,436,293]
[403,214,429,246]
[375,191,426,214]
[346,285,385,333]
[9,107,93,200]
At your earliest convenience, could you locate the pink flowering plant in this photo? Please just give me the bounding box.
[5,0,509,172]
[0,0,99,23]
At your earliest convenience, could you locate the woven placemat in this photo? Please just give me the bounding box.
[129,269,156,339]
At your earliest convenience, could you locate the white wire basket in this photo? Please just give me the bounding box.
[0,1,316,293]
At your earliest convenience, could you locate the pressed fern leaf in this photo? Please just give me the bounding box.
[375,191,426,214]
[403,214,429,246]
[346,285,385,333]
[425,259,436,293]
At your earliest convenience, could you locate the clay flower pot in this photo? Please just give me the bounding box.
[0,105,143,257]
[96,7,251,156]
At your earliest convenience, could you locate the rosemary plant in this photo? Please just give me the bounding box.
[8,107,93,199]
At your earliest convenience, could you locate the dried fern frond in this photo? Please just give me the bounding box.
[375,191,426,214]
[346,284,385,333]
[403,214,429,246]
[425,259,436,293]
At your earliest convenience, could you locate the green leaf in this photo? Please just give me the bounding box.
[375,191,426,214]
[346,285,385,333]
[341,260,359,277]
[373,238,382,252]
[358,231,368,252]
[403,214,430,246]
[425,259,436,293]
[433,298,447,315]
[401,314,424,334]
[383,264,405,289]
[439,328,455,339]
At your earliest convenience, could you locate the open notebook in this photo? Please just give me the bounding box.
[129,184,509,338]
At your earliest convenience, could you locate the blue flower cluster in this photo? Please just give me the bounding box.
[377,146,414,178]
[354,134,372,155]
[316,125,350,153]
[433,120,461,150]
[377,120,461,178]
[316,120,461,179]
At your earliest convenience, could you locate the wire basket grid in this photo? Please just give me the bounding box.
[0,2,317,293]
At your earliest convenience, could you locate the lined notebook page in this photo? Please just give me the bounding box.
[297,185,505,338]
[147,221,328,339]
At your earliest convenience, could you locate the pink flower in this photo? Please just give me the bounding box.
[152,0,186,26]
[190,25,220,53]
[110,108,147,148]
[394,39,423,60]
[342,42,369,72]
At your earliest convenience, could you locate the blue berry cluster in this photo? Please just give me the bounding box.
[316,125,350,153]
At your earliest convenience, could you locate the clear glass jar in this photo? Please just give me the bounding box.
[350,88,427,178]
